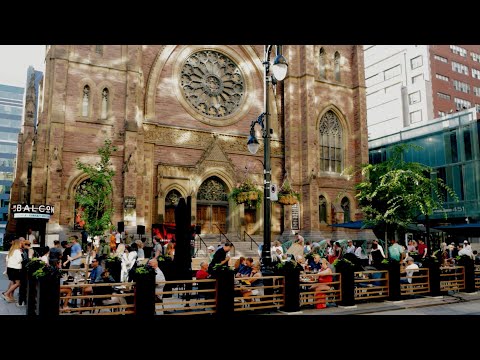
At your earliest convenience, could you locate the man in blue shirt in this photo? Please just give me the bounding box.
[65,236,83,277]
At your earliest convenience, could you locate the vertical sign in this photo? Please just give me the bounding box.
[124,196,136,222]
[291,203,300,230]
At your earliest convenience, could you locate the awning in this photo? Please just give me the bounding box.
[330,221,373,229]
[432,223,480,236]
[433,223,480,230]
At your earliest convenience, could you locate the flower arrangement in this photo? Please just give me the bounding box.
[275,259,303,274]
[105,255,122,264]
[228,178,263,208]
[277,179,301,205]
[135,264,156,276]
[212,263,234,273]
[332,257,355,272]
[25,258,63,280]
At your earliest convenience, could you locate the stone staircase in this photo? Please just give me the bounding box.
[193,233,262,259]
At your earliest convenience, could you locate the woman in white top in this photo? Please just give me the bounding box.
[121,244,138,282]
[3,239,23,302]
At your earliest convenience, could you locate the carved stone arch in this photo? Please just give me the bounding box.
[195,169,235,195]
[65,169,120,227]
[163,184,188,199]
[316,104,350,135]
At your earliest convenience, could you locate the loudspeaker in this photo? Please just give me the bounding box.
[137,225,145,235]
[195,225,201,234]
[117,221,124,233]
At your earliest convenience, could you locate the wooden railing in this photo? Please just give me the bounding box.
[299,272,342,308]
[155,279,217,315]
[59,281,135,316]
[475,265,480,290]
[400,268,430,296]
[440,266,465,292]
[233,275,284,313]
[354,270,389,301]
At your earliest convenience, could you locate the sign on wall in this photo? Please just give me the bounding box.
[124,196,136,222]
[11,204,55,220]
[291,203,300,230]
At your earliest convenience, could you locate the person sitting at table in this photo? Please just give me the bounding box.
[234,257,246,275]
[400,256,419,284]
[82,258,104,306]
[237,257,253,277]
[308,254,322,272]
[60,283,73,310]
[309,257,333,309]
[240,262,263,300]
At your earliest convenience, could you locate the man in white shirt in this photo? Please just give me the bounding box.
[401,256,419,284]
[27,228,38,248]
[346,240,356,254]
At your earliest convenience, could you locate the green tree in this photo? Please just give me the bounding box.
[356,144,458,251]
[75,139,117,237]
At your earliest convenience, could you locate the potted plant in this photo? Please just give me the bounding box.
[228,178,263,208]
[134,264,156,317]
[275,259,303,312]
[277,180,301,205]
[25,260,63,316]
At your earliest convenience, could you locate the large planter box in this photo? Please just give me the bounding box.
[36,277,60,317]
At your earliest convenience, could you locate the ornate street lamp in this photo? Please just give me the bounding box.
[247,45,288,274]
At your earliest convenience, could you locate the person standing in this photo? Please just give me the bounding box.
[207,242,233,277]
[17,238,33,307]
[3,239,23,303]
[65,236,83,275]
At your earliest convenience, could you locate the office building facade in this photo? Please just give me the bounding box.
[0,84,24,245]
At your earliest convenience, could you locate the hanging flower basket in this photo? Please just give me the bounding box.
[275,178,301,205]
[278,193,300,205]
[228,179,263,208]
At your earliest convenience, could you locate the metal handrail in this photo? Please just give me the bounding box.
[214,224,235,256]
[244,231,259,250]
[195,234,208,257]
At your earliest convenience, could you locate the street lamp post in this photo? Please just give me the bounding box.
[247,45,288,275]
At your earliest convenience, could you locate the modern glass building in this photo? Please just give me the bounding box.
[0,84,24,246]
[369,108,480,225]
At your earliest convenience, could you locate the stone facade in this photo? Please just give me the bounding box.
[10,45,372,242]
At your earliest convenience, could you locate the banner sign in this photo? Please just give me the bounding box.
[11,204,55,219]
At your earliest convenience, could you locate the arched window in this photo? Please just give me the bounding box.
[341,197,350,222]
[101,88,109,119]
[334,52,341,82]
[197,177,228,201]
[319,110,343,173]
[319,195,327,223]
[319,48,326,79]
[82,85,90,117]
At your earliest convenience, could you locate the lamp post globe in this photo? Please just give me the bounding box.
[247,135,260,155]
[272,54,288,81]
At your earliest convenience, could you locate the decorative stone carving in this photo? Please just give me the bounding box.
[143,124,284,156]
[180,50,245,118]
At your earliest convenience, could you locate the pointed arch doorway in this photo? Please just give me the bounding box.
[196,176,229,234]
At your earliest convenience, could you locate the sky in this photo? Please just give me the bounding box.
[0,45,45,88]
